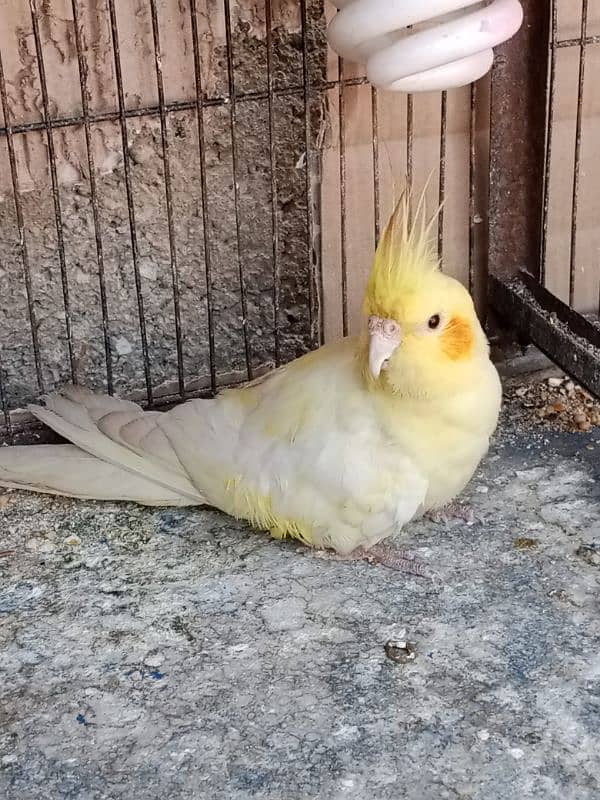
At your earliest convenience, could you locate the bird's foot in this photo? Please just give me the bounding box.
[355,543,433,577]
[311,543,433,578]
[425,501,475,526]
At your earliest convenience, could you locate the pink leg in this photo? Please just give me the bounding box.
[355,543,433,577]
[425,501,475,525]
[311,543,433,578]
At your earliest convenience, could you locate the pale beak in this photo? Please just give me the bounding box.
[368,332,401,379]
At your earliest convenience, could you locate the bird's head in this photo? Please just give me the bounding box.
[362,192,490,398]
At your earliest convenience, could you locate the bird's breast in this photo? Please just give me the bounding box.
[380,383,500,510]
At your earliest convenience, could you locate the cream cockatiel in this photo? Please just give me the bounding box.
[0,194,501,558]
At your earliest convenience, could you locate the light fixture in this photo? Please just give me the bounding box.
[327,0,524,93]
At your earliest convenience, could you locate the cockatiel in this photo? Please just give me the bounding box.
[0,193,501,565]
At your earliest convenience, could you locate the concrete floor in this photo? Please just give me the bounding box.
[1,409,600,800]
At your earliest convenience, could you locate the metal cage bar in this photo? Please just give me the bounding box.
[107,0,154,404]
[148,0,186,398]
[468,82,477,294]
[0,77,372,138]
[223,0,253,381]
[371,86,380,245]
[540,0,557,287]
[406,93,413,226]
[188,0,217,394]
[264,0,281,367]
[556,34,600,49]
[299,0,322,347]
[568,0,589,307]
[437,90,448,265]
[337,56,348,338]
[0,49,44,394]
[70,0,114,394]
[29,0,76,383]
[0,353,12,443]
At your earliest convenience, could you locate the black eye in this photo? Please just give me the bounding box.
[428,314,441,330]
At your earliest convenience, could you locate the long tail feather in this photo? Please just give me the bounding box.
[0,444,195,505]
[1,386,205,504]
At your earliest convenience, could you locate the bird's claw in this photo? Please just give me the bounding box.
[426,502,475,526]
[310,543,434,579]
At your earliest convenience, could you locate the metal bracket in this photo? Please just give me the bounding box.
[489,271,600,399]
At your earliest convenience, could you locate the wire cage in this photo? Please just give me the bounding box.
[0,0,599,447]
[0,0,327,444]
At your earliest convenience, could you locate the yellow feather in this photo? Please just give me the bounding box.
[364,185,440,320]
[222,475,315,546]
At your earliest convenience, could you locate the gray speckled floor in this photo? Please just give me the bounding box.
[1,419,600,800]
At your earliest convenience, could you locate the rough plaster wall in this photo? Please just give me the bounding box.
[0,0,326,415]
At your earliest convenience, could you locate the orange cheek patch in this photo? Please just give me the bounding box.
[441,316,474,360]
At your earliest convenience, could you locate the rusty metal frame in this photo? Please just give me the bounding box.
[489,271,600,398]
[488,0,600,399]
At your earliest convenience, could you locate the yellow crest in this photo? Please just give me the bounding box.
[364,187,440,318]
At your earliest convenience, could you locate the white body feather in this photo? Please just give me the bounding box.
[0,337,501,554]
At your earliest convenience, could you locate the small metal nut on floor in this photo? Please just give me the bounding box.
[575,543,600,567]
[384,640,417,664]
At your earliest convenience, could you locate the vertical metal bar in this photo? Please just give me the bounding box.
[488,0,550,281]
[469,82,477,294]
[264,0,281,366]
[189,0,216,394]
[70,0,113,394]
[540,0,557,287]
[223,0,253,380]
[338,57,348,337]
[438,90,447,265]
[0,50,44,393]
[406,93,413,226]
[29,0,76,382]
[148,0,185,397]
[0,353,13,444]
[569,0,588,307]
[299,0,321,347]
[106,0,153,404]
[371,86,380,244]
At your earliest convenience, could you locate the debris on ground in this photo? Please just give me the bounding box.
[504,371,600,433]
[384,639,417,664]
[513,537,539,550]
[575,542,600,567]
